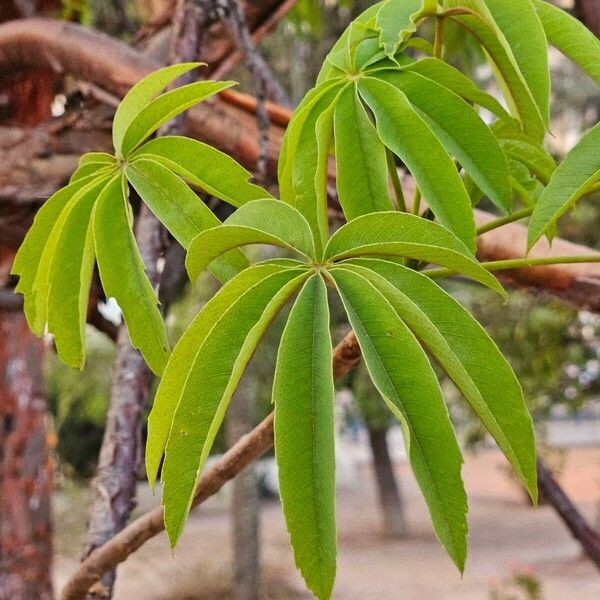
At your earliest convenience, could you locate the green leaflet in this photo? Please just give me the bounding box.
[94,175,170,375]
[334,84,393,220]
[314,93,336,252]
[375,0,437,57]
[291,84,348,253]
[274,274,336,600]
[12,174,102,329]
[120,80,235,157]
[125,157,248,282]
[494,128,556,185]
[146,262,293,488]
[161,269,309,546]
[186,200,316,282]
[402,58,515,123]
[113,62,200,156]
[503,159,544,208]
[534,0,600,86]
[79,152,116,167]
[344,259,537,501]
[376,69,512,212]
[31,177,110,335]
[358,76,476,251]
[325,211,504,294]
[47,176,111,368]
[70,162,116,183]
[528,122,600,249]
[331,267,468,571]
[279,79,344,198]
[126,157,217,248]
[444,0,545,141]
[132,136,270,207]
[482,0,550,125]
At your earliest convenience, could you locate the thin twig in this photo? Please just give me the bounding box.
[210,0,274,182]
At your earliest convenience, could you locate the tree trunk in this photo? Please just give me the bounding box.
[367,426,407,538]
[83,324,153,599]
[537,458,600,569]
[0,304,52,600]
[228,376,260,600]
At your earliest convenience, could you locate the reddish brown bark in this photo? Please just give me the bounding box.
[0,2,60,126]
[0,291,52,600]
[575,0,600,37]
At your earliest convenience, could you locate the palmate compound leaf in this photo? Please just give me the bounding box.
[528,122,600,249]
[186,199,316,282]
[94,174,170,375]
[324,211,504,295]
[333,84,393,220]
[533,0,600,86]
[357,76,477,251]
[131,135,270,207]
[273,274,336,600]
[160,268,310,545]
[443,0,546,142]
[330,267,468,571]
[13,62,276,376]
[342,259,537,501]
[316,0,436,81]
[375,69,512,212]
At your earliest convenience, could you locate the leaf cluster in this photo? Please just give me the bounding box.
[12,63,269,375]
[12,2,600,599]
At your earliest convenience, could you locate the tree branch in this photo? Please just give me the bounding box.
[60,330,360,600]
[537,458,600,568]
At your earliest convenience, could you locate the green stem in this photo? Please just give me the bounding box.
[386,149,407,212]
[476,207,533,236]
[427,255,600,279]
[411,188,422,216]
[434,17,445,59]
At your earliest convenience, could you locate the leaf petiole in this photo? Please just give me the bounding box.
[386,149,407,212]
[476,207,533,236]
[427,254,600,279]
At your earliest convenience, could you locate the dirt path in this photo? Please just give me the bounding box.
[54,447,600,599]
